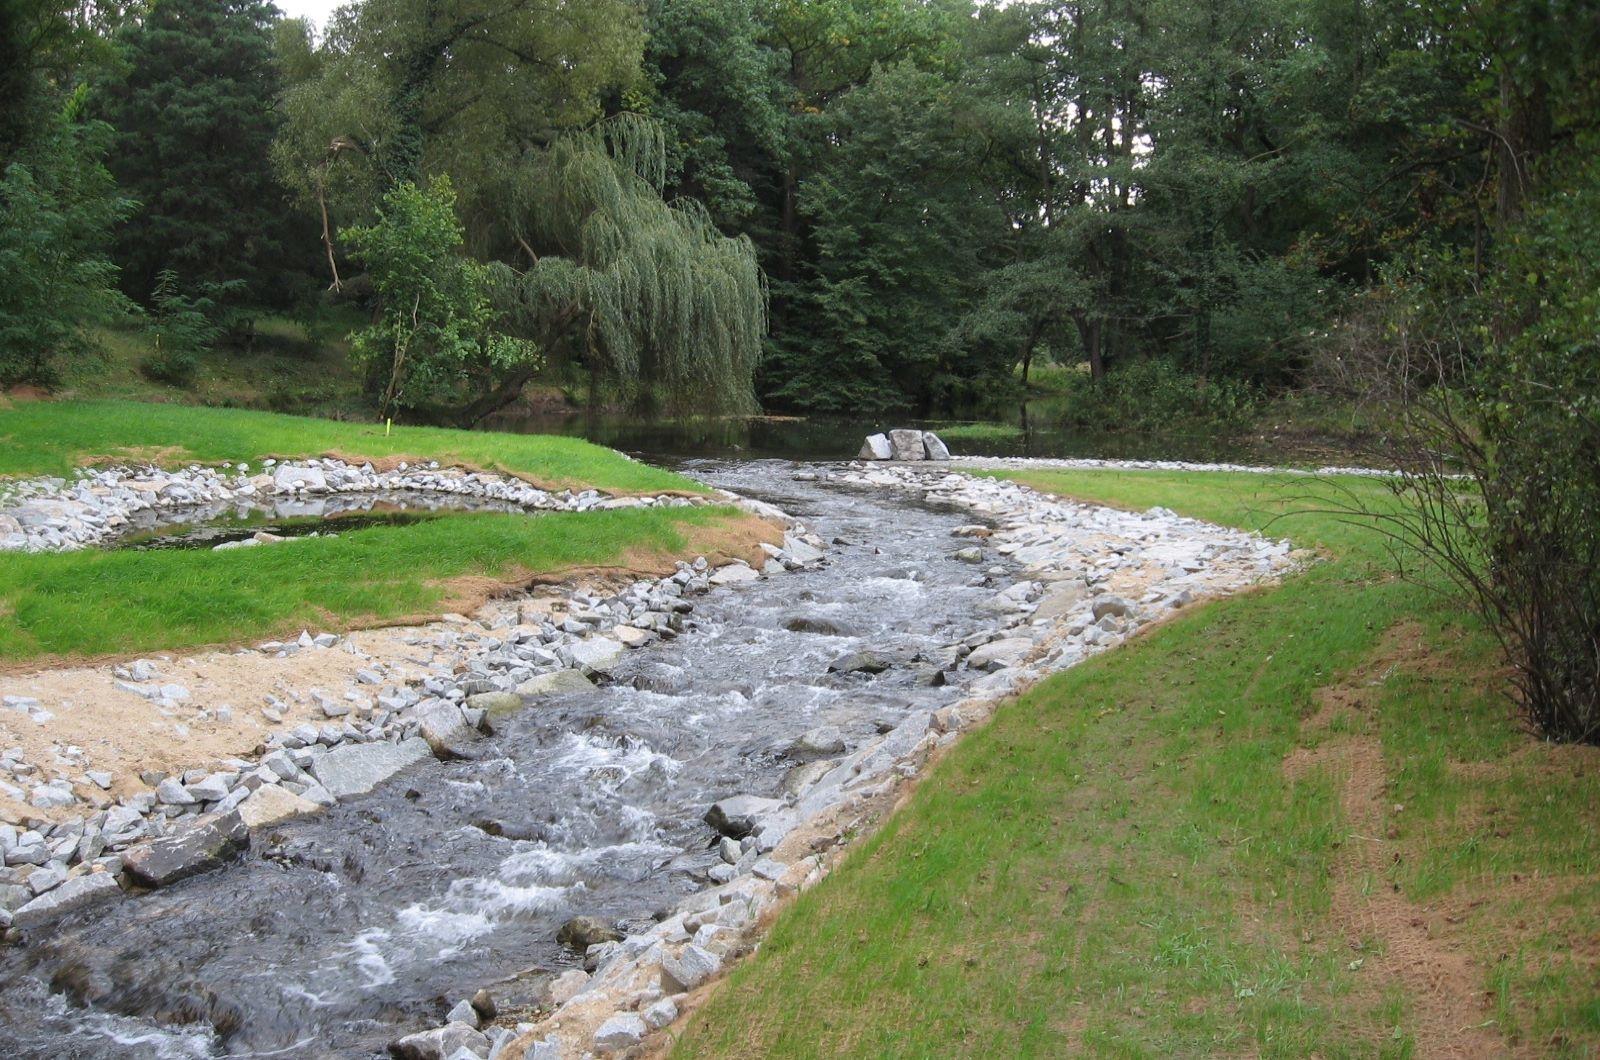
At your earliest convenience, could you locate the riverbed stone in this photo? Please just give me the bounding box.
[557,915,623,952]
[707,563,759,586]
[310,737,431,799]
[858,433,893,460]
[888,429,927,461]
[389,1021,490,1060]
[516,669,594,698]
[922,431,951,460]
[967,637,1033,671]
[464,691,523,721]
[9,871,121,930]
[548,968,589,1005]
[827,650,889,675]
[238,785,322,829]
[568,637,625,676]
[704,795,784,839]
[790,725,846,758]
[416,702,479,760]
[122,810,248,888]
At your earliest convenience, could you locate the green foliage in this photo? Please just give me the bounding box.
[0,102,132,386]
[137,269,232,387]
[95,0,296,303]
[493,115,766,415]
[1038,360,1259,434]
[343,176,540,421]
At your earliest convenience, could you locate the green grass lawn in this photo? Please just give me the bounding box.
[0,399,701,493]
[673,468,1600,1058]
[0,505,749,663]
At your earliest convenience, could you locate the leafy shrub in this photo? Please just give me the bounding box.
[1041,360,1258,433]
[137,268,225,387]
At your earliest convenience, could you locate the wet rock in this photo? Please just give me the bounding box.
[557,915,623,952]
[827,650,889,675]
[464,691,523,721]
[704,795,784,839]
[789,726,846,758]
[516,669,594,698]
[707,563,759,587]
[661,943,722,991]
[594,1013,647,1053]
[888,429,927,461]
[122,811,248,888]
[387,1021,490,1060]
[310,738,431,800]
[953,546,983,563]
[568,637,625,676]
[9,871,121,931]
[782,614,855,636]
[416,702,479,760]
[858,433,892,460]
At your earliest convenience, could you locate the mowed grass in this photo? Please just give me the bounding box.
[672,469,1600,1057]
[0,505,747,664]
[0,399,702,494]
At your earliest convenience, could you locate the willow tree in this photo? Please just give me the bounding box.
[489,115,767,415]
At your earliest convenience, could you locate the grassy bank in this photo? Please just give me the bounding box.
[673,469,1600,1057]
[0,505,760,664]
[0,399,700,493]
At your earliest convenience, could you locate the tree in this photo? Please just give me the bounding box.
[491,116,767,416]
[96,0,292,303]
[343,175,539,422]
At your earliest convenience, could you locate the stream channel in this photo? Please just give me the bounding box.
[0,459,1024,1058]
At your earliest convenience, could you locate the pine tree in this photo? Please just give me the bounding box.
[97,0,290,302]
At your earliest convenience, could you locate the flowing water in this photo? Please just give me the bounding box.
[0,460,1021,1058]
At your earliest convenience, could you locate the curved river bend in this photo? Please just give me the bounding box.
[0,460,1025,1058]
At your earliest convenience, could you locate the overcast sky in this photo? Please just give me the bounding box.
[275,0,345,27]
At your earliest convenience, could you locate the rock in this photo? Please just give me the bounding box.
[1092,595,1134,620]
[469,988,496,1022]
[888,429,927,461]
[953,546,983,563]
[9,871,121,930]
[611,625,653,648]
[661,943,722,991]
[310,738,431,800]
[568,637,625,676]
[155,776,197,806]
[464,691,523,720]
[238,785,322,829]
[922,431,951,460]
[593,1013,647,1053]
[782,614,855,637]
[122,811,248,888]
[707,563,759,586]
[641,996,679,1031]
[272,465,327,493]
[556,915,623,952]
[827,650,889,675]
[704,795,784,839]
[781,759,835,797]
[515,670,594,698]
[416,702,479,760]
[967,637,1033,671]
[790,726,846,758]
[388,1021,490,1060]
[857,433,892,460]
[445,999,480,1029]
[1035,580,1090,620]
[548,968,589,1005]
[186,772,233,803]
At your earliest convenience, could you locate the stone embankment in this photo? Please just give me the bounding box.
[462,463,1307,1060]
[0,457,711,552]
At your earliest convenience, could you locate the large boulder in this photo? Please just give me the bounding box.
[387,1021,490,1060]
[122,811,249,888]
[594,1013,648,1054]
[568,637,625,676]
[516,669,595,698]
[828,650,889,675]
[857,433,892,460]
[967,637,1034,671]
[238,785,322,829]
[311,738,431,800]
[557,915,623,952]
[661,943,722,991]
[922,431,951,460]
[704,794,784,839]
[888,429,927,461]
[415,702,479,760]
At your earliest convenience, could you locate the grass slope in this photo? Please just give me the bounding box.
[0,399,701,494]
[0,506,750,664]
[673,469,1600,1058]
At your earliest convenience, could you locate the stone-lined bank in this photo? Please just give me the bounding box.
[474,464,1306,1060]
[0,488,821,936]
[0,457,711,553]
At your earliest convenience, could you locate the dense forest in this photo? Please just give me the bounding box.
[1,0,1596,424]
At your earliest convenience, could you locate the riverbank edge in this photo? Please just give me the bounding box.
[485,464,1301,1060]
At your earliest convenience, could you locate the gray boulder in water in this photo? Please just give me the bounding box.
[888,429,926,460]
[922,431,951,460]
[858,433,893,460]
